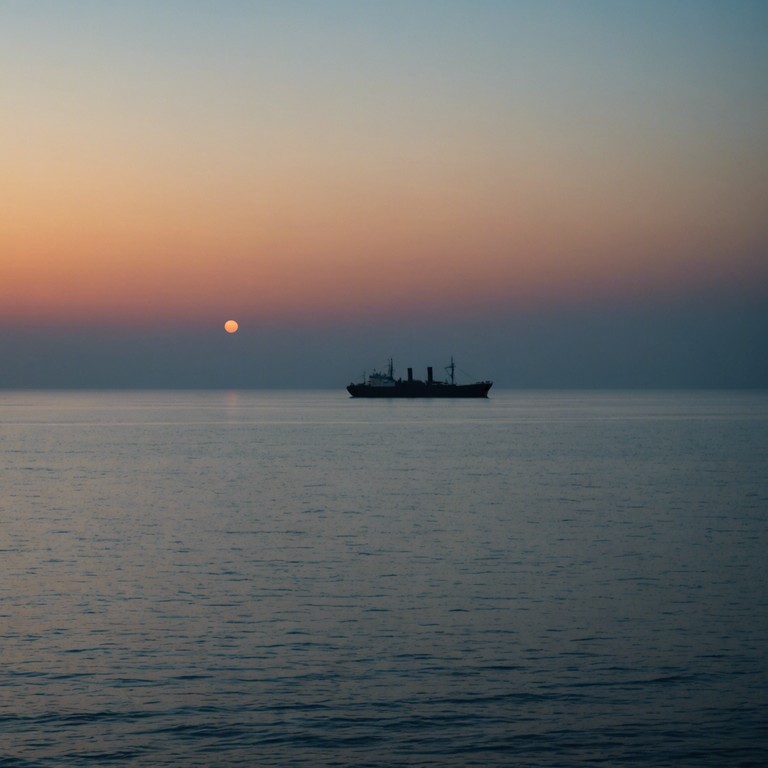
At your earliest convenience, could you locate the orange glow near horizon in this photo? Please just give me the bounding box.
[2,157,765,330]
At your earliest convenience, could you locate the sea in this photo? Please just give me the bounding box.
[1,390,766,767]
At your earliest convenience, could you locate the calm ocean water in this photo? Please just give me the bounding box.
[1,390,766,767]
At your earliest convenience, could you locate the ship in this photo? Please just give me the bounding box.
[347,358,492,398]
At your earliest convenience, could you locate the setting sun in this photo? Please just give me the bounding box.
[224,320,238,333]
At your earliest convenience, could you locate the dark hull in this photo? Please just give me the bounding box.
[347,381,492,398]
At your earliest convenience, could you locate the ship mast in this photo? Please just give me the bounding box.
[446,356,455,385]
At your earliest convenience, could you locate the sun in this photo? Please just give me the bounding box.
[224,320,239,333]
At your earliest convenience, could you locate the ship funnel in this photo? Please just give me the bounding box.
[407,368,413,382]
[427,366,433,383]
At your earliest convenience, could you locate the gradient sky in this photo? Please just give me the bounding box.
[1,1,767,387]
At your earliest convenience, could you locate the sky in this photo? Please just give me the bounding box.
[1,0,766,388]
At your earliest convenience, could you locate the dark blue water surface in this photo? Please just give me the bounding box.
[1,391,766,766]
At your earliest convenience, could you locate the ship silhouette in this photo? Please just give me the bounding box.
[347,358,492,398]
